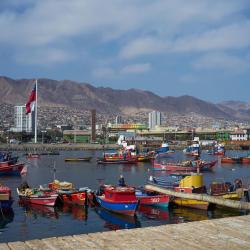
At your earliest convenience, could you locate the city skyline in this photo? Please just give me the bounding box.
[0,1,250,103]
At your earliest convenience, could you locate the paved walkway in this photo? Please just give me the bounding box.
[1,215,250,250]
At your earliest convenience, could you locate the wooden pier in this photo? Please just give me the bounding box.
[1,215,250,249]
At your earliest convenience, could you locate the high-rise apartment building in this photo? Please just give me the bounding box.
[13,105,33,132]
[91,109,96,142]
[115,115,123,124]
[148,111,161,129]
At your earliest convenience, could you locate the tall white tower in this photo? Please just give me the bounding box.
[148,111,161,129]
[14,105,33,132]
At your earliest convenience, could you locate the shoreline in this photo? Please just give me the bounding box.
[0,142,245,151]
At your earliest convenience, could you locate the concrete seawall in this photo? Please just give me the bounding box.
[1,215,250,249]
[0,143,245,151]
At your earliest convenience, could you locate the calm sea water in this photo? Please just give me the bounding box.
[0,149,249,242]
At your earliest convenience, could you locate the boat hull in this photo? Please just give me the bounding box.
[64,157,92,162]
[0,163,24,176]
[136,194,170,207]
[221,157,241,164]
[59,191,87,206]
[241,157,250,164]
[153,162,196,171]
[17,189,58,207]
[173,198,209,210]
[95,196,138,216]
[97,159,138,164]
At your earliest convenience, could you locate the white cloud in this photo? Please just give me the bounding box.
[193,53,250,72]
[120,63,151,74]
[92,67,116,78]
[0,0,250,67]
[173,21,250,52]
[119,37,168,59]
[15,48,75,65]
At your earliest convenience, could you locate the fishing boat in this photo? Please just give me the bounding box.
[135,154,152,162]
[209,181,242,201]
[152,143,175,157]
[183,139,201,157]
[147,174,209,210]
[64,157,92,162]
[0,184,14,210]
[221,156,242,164]
[135,187,170,207]
[17,185,58,207]
[0,152,18,165]
[0,162,25,176]
[152,160,216,171]
[153,161,198,171]
[173,174,209,210]
[97,158,138,164]
[46,179,93,206]
[95,185,139,216]
[207,144,225,156]
[241,153,250,163]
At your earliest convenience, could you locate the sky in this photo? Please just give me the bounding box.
[0,0,250,103]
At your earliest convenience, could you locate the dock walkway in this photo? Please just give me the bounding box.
[1,215,250,250]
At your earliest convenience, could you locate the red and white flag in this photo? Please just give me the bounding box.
[26,84,36,114]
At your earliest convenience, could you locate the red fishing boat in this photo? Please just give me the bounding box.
[221,157,241,164]
[17,186,58,207]
[241,157,250,164]
[95,185,139,216]
[153,161,197,171]
[0,162,25,176]
[43,180,93,206]
[135,188,170,207]
[0,184,14,210]
[153,160,216,171]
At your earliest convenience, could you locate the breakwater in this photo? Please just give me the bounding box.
[0,143,244,151]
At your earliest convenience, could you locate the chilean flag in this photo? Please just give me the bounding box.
[26,84,36,114]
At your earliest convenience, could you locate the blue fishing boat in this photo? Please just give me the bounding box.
[95,185,139,216]
[153,143,175,157]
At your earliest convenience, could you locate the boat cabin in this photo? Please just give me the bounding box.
[174,174,206,194]
[102,185,137,203]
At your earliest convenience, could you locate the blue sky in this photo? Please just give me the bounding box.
[0,0,250,103]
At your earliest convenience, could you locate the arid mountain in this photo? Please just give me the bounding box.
[217,101,250,121]
[0,76,243,120]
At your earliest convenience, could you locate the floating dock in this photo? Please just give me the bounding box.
[1,215,250,249]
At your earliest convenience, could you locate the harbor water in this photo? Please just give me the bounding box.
[0,150,249,243]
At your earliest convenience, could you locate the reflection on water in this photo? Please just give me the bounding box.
[0,209,14,229]
[18,202,89,221]
[18,201,58,219]
[95,206,141,230]
[138,205,169,220]
[57,204,88,221]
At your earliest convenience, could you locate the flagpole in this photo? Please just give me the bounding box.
[34,79,38,143]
